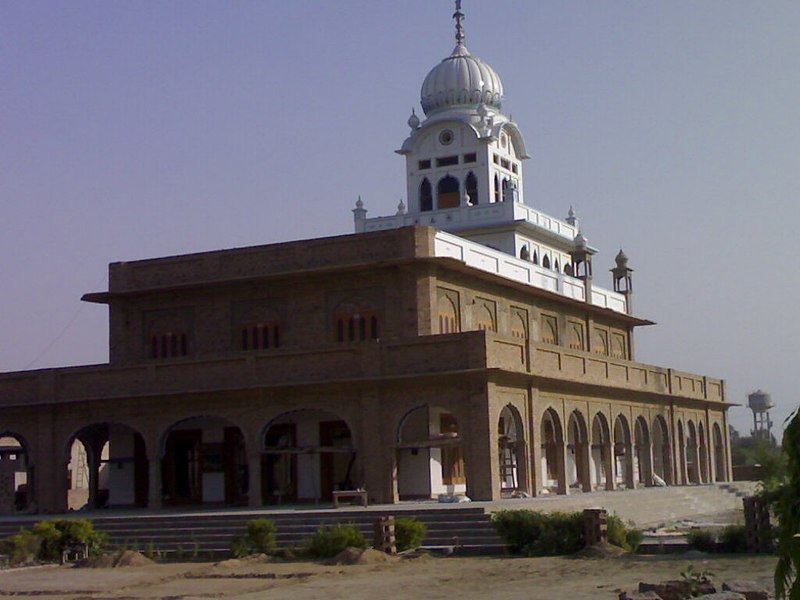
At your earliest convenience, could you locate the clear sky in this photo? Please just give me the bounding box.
[2,1,798,438]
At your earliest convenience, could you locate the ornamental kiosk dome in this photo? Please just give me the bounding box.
[420,44,504,116]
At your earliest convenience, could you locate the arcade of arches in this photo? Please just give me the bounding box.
[0,395,731,514]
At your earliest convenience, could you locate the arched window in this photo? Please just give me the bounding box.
[532,250,539,265]
[437,295,459,334]
[611,333,626,359]
[567,322,585,350]
[564,263,573,276]
[465,172,478,205]
[494,174,501,203]
[475,304,495,332]
[437,175,460,209]
[542,255,551,269]
[501,178,510,201]
[541,315,558,345]
[419,178,433,212]
[593,329,608,355]
[554,259,560,272]
[511,313,527,339]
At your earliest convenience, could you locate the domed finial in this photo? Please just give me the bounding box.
[453,0,465,46]
[566,206,578,227]
[355,195,364,209]
[397,199,406,215]
[574,231,588,249]
[615,249,629,267]
[407,108,420,130]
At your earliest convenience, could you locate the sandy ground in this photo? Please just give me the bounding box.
[0,553,776,600]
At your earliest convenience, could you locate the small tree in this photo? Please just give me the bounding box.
[306,524,366,558]
[394,517,427,552]
[230,519,277,558]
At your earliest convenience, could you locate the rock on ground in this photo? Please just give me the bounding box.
[78,550,154,568]
[722,581,771,600]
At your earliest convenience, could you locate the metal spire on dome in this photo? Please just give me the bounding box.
[453,0,465,46]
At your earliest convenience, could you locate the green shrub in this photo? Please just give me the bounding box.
[31,519,107,561]
[718,524,747,554]
[394,517,427,552]
[625,528,645,553]
[685,528,717,553]
[492,510,583,556]
[606,514,643,552]
[230,519,278,558]
[306,524,366,558]
[1,529,42,565]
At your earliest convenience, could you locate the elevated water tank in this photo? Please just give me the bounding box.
[748,390,774,412]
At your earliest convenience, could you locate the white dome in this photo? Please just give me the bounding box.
[420,44,504,116]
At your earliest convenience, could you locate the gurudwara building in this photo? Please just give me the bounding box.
[0,4,731,515]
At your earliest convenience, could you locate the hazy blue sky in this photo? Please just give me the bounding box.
[2,1,798,437]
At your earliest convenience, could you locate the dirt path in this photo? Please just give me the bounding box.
[0,554,776,600]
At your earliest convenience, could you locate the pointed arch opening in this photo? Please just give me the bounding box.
[261,409,355,504]
[542,255,551,270]
[494,174,500,203]
[0,433,33,514]
[613,415,634,489]
[698,422,709,483]
[713,423,726,482]
[397,405,466,500]
[540,408,563,494]
[465,172,478,205]
[161,416,248,507]
[634,416,653,487]
[475,303,495,332]
[437,175,460,209]
[498,405,527,495]
[686,421,699,484]
[590,413,612,490]
[567,410,591,492]
[437,295,459,334]
[510,312,527,340]
[652,415,673,485]
[419,178,433,212]
[66,423,148,510]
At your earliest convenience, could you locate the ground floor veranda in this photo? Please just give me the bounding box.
[0,379,731,515]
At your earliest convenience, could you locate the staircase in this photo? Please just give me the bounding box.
[0,483,759,559]
[0,506,504,559]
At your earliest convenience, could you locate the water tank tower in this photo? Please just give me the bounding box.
[748,390,774,440]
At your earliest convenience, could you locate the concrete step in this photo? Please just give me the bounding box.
[0,484,758,558]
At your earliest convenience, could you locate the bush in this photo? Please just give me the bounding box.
[230,519,277,558]
[606,514,643,552]
[685,528,717,553]
[31,519,107,561]
[230,519,278,558]
[625,528,645,553]
[718,524,748,554]
[394,517,427,552]
[306,524,366,558]
[492,510,583,556]
[1,529,42,565]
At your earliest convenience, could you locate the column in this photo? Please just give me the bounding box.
[247,453,262,509]
[358,392,397,504]
[147,454,161,510]
[465,383,500,502]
